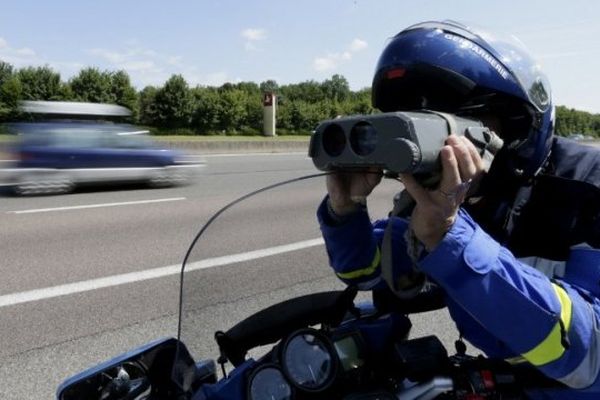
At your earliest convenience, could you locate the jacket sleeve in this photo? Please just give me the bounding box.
[420,208,600,389]
[317,196,414,290]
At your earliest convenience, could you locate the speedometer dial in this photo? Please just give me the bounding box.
[248,365,293,400]
[281,329,337,392]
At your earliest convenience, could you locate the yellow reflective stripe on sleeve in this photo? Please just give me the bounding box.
[521,284,573,366]
[336,247,381,280]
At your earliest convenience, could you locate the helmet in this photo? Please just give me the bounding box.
[372,20,554,179]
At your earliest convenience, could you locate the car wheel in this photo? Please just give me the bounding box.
[169,169,189,186]
[14,172,74,196]
[149,170,174,188]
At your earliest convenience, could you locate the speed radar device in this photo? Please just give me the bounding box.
[309,111,503,182]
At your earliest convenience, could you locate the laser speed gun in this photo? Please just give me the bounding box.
[309,111,503,178]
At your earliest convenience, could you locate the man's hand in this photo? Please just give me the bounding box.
[400,135,486,251]
[326,168,383,216]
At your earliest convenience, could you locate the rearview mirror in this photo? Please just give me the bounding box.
[56,338,198,400]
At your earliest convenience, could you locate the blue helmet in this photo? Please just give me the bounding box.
[372,20,554,179]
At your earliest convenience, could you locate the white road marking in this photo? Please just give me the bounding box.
[0,238,324,308]
[6,197,186,214]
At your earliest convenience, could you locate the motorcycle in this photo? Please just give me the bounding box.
[55,173,565,400]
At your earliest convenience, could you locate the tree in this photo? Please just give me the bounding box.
[0,61,13,86]
[259,80,279,94]
[0,61,18,119]
[57,82,74,101]
[555,105,600,137]
[154,74,193,129]
[138,86,159,126]
[322,74,350,102]
[0,76,21,119]
[281,80,324,102]
[17,66,62,100]
[217,87,249,133]
[70,67,114,103]
[110,70,137,112]
[233,81,260,95]
[245,93,263,132]
[347,88,373,115]
[289,100,329,132]
[191,86,221,133]
[232,81,262,132]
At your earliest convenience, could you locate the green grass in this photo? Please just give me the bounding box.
[0,134,15,143]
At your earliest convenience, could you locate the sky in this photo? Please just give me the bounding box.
[1,0,600,112]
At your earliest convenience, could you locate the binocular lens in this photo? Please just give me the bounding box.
[350,122,377,156]
[322,123,346,157]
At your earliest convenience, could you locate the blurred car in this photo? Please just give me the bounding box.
[0,120,201,195]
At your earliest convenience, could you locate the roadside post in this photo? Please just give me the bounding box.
[263,92,276,137]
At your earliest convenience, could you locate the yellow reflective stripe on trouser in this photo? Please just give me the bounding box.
[521,284,573,366]
[336,247,381,280]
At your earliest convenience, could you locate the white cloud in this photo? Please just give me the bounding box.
[204,71,230,86]
[0,40,79,80]
[241,28,267,52]
[244,42,258,51]
[87,48,125,63]
[86,44,239,88]
[313,56,338,72]
[312,38,368,72]
[241,28,267,41]
[537,51,586,60]
[0,38,40,66]
[52,61,86,75]
[0,36,236,90]
[167,55,183,66]
[86,45,183,85]
[120,60,157,72]
[87,47,163,65]
[349,38,368,52]
[181,70,239,87]
[16,47,36,56]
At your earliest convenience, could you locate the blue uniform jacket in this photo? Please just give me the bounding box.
[317,138,600,399]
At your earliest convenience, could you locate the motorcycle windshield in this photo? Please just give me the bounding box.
[174,170,399,390]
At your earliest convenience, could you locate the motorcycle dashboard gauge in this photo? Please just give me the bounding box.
[248,364,293,400]
[281,328,338,392]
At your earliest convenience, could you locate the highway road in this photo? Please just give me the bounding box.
[0,152,459,399]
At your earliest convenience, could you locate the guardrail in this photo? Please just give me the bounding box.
[158,139,310,154]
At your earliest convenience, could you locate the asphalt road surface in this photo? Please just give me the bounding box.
[0,152,461,399]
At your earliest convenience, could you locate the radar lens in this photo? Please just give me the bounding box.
[350,122,377,156]
[322,123,346,157]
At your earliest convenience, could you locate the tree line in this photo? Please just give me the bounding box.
[0,60,597,137]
